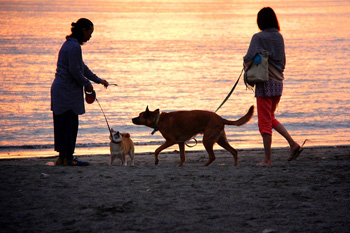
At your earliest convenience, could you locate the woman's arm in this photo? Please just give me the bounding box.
[68,46,92,87]
[243,34,260,62]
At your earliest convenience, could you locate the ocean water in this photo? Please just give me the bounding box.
[1,0,349,158]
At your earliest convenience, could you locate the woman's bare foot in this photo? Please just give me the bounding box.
[256,161,272,166]
[288,145,299,160]
[288,140,308,161]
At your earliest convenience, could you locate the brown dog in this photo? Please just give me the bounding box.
[109,128,135,166]
[132,105,254,167]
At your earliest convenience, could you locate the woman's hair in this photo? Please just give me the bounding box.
[66,18,93,44]
[257,7,280,31]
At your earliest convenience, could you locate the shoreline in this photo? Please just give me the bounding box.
[1,143,349,160]
[1,145,349,232]
[1,145,349,166]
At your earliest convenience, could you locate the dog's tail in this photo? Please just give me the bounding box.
[223,105,254,126]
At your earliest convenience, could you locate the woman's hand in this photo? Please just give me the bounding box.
[85,84,93,93]
[100,79,109,88]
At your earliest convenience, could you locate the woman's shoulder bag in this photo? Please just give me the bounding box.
[244,52,269,88]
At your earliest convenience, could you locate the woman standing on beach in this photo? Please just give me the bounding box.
[51,18,109,166]
[243,7,302,166]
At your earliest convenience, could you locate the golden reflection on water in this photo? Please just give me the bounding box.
[0,0,349,154]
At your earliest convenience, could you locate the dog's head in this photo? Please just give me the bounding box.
[110,128,122,143]
[132,106,160,128]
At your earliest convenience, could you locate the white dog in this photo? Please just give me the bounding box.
[109,128,135,166]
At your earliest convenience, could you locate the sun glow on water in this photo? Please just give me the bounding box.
[1,0,349,157]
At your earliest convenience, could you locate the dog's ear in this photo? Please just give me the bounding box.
[145,106,150,117]
[155,109,160,114]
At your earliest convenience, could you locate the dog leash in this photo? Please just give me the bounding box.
[185,138,197,148]
[96,98,113,139]
[94,83,118,135]
[215,68,244,113]
[183,68,243,148]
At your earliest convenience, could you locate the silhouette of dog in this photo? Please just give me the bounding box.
[132,106,254,167]
[109,128,135,166]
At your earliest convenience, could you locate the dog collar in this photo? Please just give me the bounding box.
[151,113,160,135]
[111,139,122,144]
[110,131,122,144]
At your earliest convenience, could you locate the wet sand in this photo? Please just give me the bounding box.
[0,146,349,232]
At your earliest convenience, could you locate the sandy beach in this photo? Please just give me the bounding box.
[0,145,349,233]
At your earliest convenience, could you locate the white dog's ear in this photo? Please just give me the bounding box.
[116,131,120,137]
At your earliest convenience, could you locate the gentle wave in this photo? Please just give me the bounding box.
[1,0,350,158]
[0,141,165,152]
[0,136,249,152]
